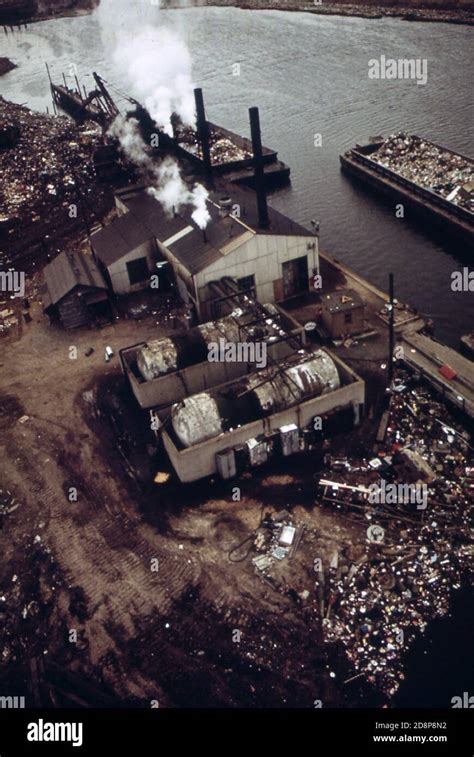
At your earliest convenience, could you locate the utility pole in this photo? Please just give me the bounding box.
[388,272,395,386]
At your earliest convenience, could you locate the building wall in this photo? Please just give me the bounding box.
[194,233,318,318]
[57,288,91,329]
[163,377,365,483]
[156,241,197,304]
[106,239,157,294]
[322,305,365,338]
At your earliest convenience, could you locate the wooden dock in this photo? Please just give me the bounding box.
[401,331,474,418]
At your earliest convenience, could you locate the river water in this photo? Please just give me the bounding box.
[1,7,473,346]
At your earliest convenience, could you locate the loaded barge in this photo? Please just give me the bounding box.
[131,88,290,190]
[46,67,290,190]
[340,134,474,244]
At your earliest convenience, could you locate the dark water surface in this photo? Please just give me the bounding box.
[1,7,473,345]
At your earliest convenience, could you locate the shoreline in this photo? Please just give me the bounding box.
[0,1,97,27]
[207,1,474,25]
[1,1,473,27]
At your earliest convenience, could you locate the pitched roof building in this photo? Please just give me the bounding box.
[42,250,110,329]
[91,185,319,317]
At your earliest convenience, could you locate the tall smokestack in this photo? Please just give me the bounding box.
[249,106,269,230]
[194,88,214,189]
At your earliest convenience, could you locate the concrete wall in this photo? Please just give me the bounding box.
[123,338,301,412]
[107,239,157,294]
[163,376,365,482]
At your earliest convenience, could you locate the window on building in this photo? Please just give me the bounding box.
[344,312,353,324]
[237,274,256,296]
[126,257,149,285]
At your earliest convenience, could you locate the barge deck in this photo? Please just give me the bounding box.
[340,135,474,245]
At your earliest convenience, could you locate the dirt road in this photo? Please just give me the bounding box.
[0,298,371,707]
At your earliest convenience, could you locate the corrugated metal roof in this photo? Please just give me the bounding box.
[43,250,107,307]
[91,212,153,266]
[91,186,315,276]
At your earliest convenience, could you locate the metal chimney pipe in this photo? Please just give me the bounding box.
[249,106,269,229]
[194,88,214,189]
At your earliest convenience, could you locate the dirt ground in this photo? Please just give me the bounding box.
[0,296,379,708]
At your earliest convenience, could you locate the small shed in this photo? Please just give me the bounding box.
[321,289,365,339]
[43,250,110,329]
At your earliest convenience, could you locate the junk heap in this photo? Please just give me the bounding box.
[371,133,474,211]
[243,368,473,699]
[0,97,111,262]
[317,368,473,697]
[177,124,252,165]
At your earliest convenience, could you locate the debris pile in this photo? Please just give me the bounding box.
[0,306,18,333]
[0,97,111,263]
[0,529,64,668]
[0,487,20,519]
[252,510,303,572]
[371,133,474,211]
[177,124,252,165]
[317,369,473,696]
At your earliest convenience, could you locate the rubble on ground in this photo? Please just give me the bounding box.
[245,367,473,698]
[177,124,252,165]
[318,368,473,696]
[0,97,112,264]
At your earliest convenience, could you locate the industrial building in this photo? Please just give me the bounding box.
[93,185,319,313]
[92,105,317,308]
[160,348,365,483]
[42,250,111,329]
[120,296,305,413]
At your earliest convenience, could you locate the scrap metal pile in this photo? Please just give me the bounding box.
[318,369,473,697]
[251,510,306,575]
[177,124,252,165]
[0,97,106,253]
[371,133,474,211]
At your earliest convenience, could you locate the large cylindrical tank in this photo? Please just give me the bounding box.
[136,315,242,381]
[171,393,223,448]
[171,350,340,448]
[248,350,340,415]
[136,306,283,381]
[137,337,178,380]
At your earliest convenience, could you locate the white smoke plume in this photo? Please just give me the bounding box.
[148,158,211,230]
[108,116,149,168]
[102,2,211,229]
[110,116,211,229]
[98,0,196,135]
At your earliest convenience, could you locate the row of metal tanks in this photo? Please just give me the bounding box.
[119,300,307,414]
[156,348,365,484]
[167,349,342,481]
[117,298,365,483]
